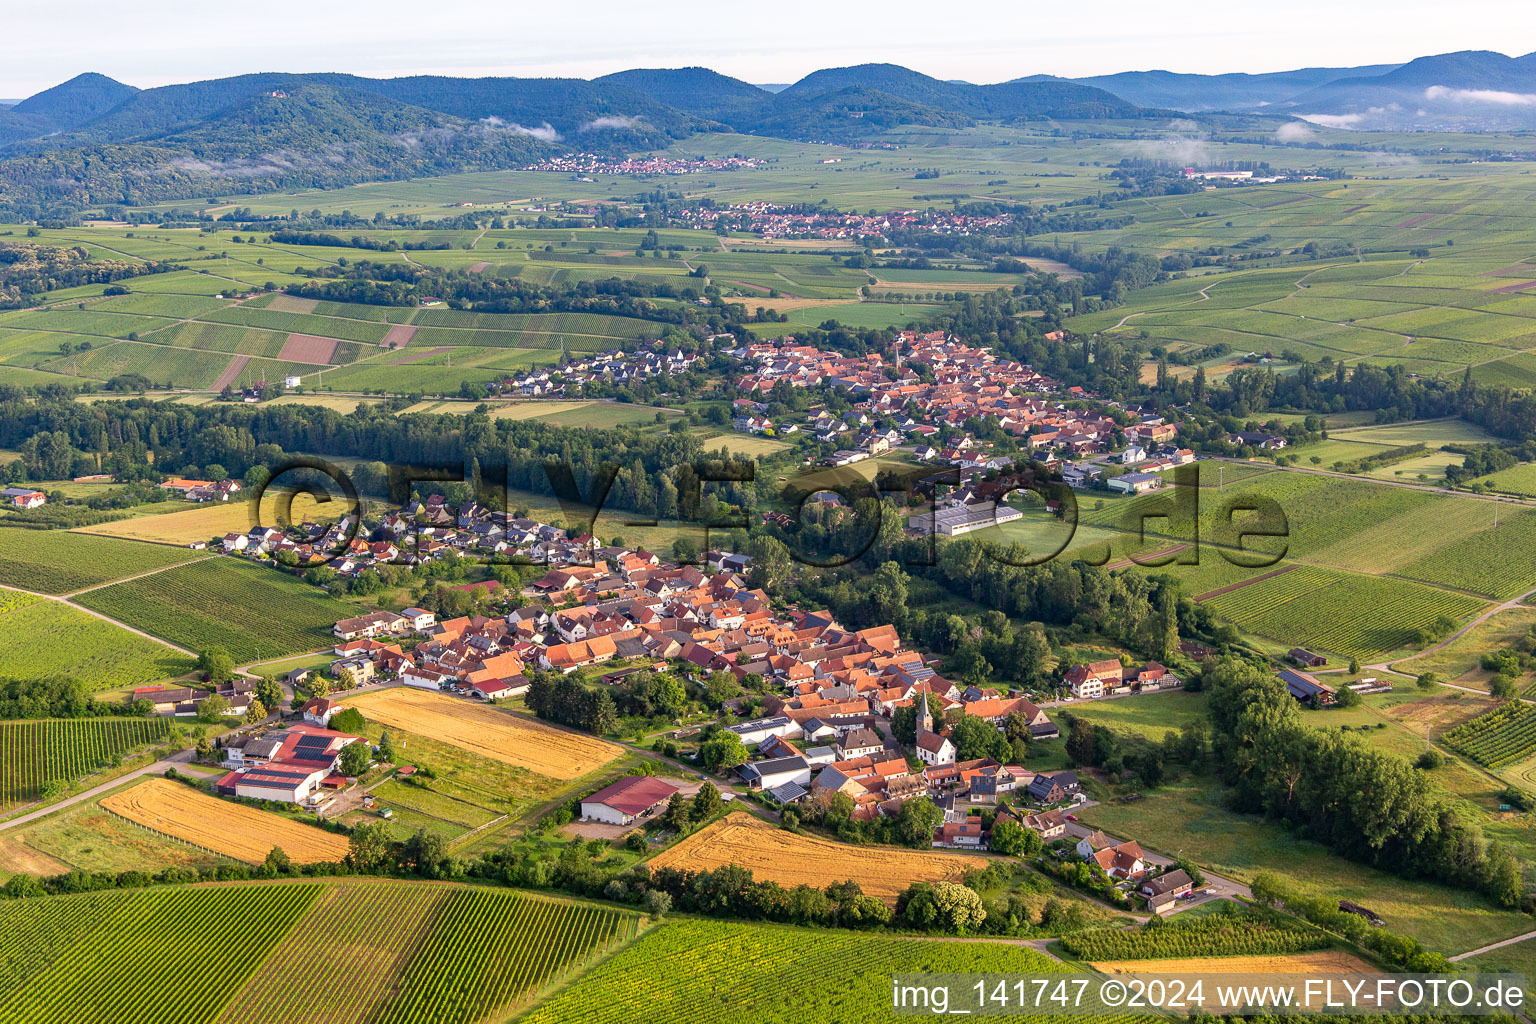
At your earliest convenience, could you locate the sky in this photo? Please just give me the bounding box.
[5,1,1536,98]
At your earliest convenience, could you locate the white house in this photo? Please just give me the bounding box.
[726,715,801,747]
[737,755,813,791]
[222,762,330,803]
[916,731,956,765]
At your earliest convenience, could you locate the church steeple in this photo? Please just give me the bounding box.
[915,684,931,738]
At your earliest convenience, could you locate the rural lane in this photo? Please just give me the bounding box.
[1448,928,1536,962]
[0,748,194,833]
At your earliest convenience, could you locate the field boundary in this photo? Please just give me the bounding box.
[1194,564,1298,602]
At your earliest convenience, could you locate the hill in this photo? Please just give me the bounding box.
[784,63,1143,120]
[11,72,138,128]
[1020,64,1401,112]
[1286,50,1536,128]
[0,83,555,205]
[595,67,769,121]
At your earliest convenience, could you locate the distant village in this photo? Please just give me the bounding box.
[676,202,1016,240]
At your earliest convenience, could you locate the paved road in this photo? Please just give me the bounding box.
[1367,584,1536,682]
[0,748,194,832]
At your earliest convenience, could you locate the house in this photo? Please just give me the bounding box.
[1229,431,1287,449]
[0,488,45,510]
[471,676,527,701]
[1091,840,1148,880]
[932,818,985,849]
[580,775,682,825]
[737,755,813,791]
[835,727,884,761]
[333,611,408,641]
[1288,648,1326,668]
[1027,771,1080,805]
[915,731,956,766]
[301,697,344,728]
[1019,809,1068,840]
[1141,868,1195,913]
[1063,658,1122,699]
[400,607,437,632]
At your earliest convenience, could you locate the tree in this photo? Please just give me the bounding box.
[329,708,367,734]
[197,647,234,683]
[699,732,747,774]
[347,822,396,872]
[1249,872,1287,908]
[1416,672,1438,691]
[747,534,793,593]
[195,694,229,723]
[403,828,449,876]
[643,889,672,918]
[1491,674,1519,700]
[988,819,1031,856]
[691,781,722,822]
[378,730,398,765]
[243,698,267,724]
[1066,717,1097,766]
[900,880,986,932]
[893,797,944,848]
[262,846,290,877]
[339,740,372,776]
[949,715,1010,762]
[661,792,692,833]
[254,676,284,711]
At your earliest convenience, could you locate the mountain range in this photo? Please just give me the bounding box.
[3,49,1536,208]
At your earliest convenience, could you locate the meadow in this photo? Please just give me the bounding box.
[75,558,359,661]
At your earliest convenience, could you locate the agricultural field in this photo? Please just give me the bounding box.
[0,591,193,687]
[647,812,983,902]
[1443,702,1536,769]
[75,557,360,661]
[1406,607,1536,686]
[1090,951,1379,976]
[73,490,344,546]
[99,777,351,863]
[1075,775,1532,955]
[345,688,622,780]
[0,882,321,1024]
[0,719,171,812]
[0,530,208,595]
[1062,911,1327,961]
[520,918,1081,1024]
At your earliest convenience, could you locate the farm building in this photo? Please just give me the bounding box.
[579,775,682,825]
[1279,669,1335,705]
[1027,771,1080,804]
[726,715,801,747]
[1288,648,1327,668]
[471,676,528,701]
[216,762,332,803]
[736,755,814,791]
[1107,472,1164,495]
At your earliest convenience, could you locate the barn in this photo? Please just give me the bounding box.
[579,775,682,826]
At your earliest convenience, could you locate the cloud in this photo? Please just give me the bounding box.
[579,114,641,132]
[1275,121,1313,142]
[1298,112,1365,128]
[480,115,561,142]
[1424,85,1536,106]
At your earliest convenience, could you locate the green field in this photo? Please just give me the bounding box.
[74,558,359,661]
[0,593,193,687]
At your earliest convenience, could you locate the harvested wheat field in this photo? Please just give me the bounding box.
[100,778,350,864]
[76,490,344,545]
[0,834,70,877]
[346,688,621,779]
[1092,951,1379,975]
[648,812,983,902]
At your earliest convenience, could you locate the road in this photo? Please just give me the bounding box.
[0,748,195,832]
[1365,583,1536,685]
[1449,928,1536,962]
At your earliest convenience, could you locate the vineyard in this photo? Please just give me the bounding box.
[1204,563,1484,660]
[375,888,635,1024]
[75,558,359,661]
[0,599,194,689]
[0,719,171,811]
[0,530,206,595]
[519,919,1111,1024]
[1059,911,1329,961]
[217,881,452,1024]
[0,883,321,1024]
[1443,701,1536,768]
